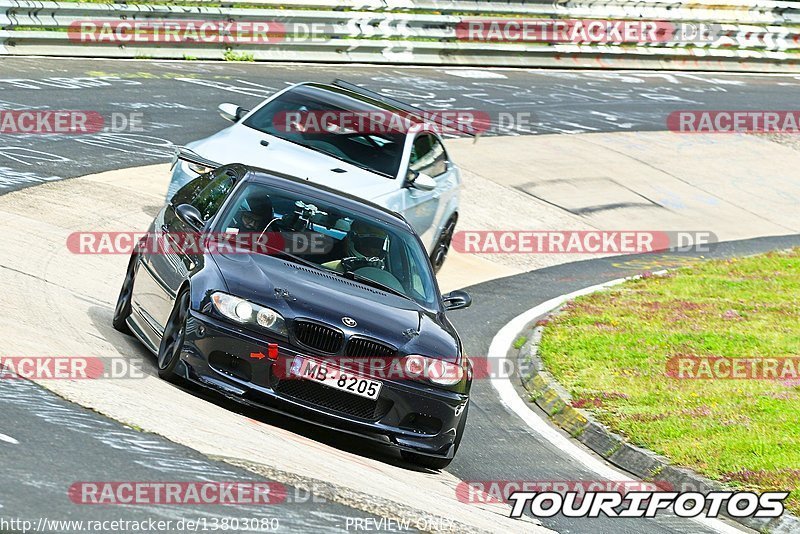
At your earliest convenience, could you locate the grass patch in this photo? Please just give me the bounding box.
[538,249,800,513]
[222,49,254,61]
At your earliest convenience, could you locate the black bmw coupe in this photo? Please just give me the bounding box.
[113,162,473,469]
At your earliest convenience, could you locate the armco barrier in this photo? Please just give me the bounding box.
[0,0,799,71]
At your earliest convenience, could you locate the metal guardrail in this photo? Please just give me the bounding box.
[108,0,800,24]
[0,0,799,71]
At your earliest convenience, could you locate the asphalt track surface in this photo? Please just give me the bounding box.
[449,235,800,534]
[0,378,392,532]
[2,58,799,533]
[2,57,800,190]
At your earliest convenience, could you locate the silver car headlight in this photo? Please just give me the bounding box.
[211,292,288,336]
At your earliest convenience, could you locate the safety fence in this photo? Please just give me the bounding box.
[1,0,799,71]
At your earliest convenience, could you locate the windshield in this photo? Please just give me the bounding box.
[242,85,408,178]
[217,182,439,308]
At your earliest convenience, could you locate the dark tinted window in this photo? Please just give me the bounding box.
[408,134,448,178]
[170,172,214,207]
[242,85,407,178]
[216,183,438,308]
[193,172,236,221]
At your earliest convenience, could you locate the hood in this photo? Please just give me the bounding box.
[189,125,399,201]
[210,252,458,361]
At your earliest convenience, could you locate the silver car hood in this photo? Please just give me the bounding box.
[187,125,400,200]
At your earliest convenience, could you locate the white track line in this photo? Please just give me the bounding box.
[0,432,19,445]
[488,275,745,534]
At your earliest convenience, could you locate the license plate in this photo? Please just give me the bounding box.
[289,357,382,400]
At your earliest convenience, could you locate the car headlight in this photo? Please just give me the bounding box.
[211,292,288,336]
[188,162,213,175]
[402,354,463,386]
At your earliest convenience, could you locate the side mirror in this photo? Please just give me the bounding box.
[443,290,472,311]
[409,172,437,191]
[218,103,249,122]
[175,203,204,229]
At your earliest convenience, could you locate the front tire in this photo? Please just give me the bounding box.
[430,216,457,274]
[401,401,468,470]
[112,253,138,334]
[157,289,190,382]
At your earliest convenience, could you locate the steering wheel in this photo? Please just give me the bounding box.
[341,256,385,272]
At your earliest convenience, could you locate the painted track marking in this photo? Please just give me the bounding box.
[488,275,745,534]
[0,432,19,444]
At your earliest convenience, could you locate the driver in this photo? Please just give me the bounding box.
[234,195,274,233]
[322,220,388,273]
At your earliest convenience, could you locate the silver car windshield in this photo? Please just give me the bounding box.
[217,183,439,308]
[242,85,408,179]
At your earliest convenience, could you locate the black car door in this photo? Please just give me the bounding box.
[145,168,238,330]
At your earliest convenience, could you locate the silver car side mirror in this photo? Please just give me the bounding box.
[218,103,249,122]
[410,172,437,191]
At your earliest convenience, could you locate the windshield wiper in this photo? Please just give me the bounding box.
[268,248,329,273]
[337,270,412,301]
[340,158,395,179]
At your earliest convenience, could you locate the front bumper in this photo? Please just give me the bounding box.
[180,311,469,458]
